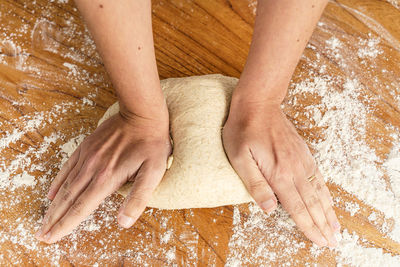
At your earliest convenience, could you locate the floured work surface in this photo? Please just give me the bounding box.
[0,0,400,265]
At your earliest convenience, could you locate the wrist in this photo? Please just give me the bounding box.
[228,87,285,125]
[230,84,283,112]
[119,99,169,129]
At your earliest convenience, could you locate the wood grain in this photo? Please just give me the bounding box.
[0,0,399,266]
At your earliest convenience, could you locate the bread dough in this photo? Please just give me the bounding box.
[97,74,253,209]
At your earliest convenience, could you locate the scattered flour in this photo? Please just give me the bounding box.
[0,0,399,266]
[384,143,400,198]
[166,247,176,263]
[369,212,378,222]
[247,0,257,16]
[357,35,383,59]
[11,173,36,189]
[161,229,173,244]
[326,36,342,50]
[225,204,306,266]
[345,202,361,217]
[292,75,400,243]
[335,229,400,266]
[226,13,400,266]
[63,62,79,76]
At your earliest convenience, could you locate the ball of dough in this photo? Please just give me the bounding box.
[97,74,253,209]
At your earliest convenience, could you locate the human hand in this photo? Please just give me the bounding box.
[35,109,171,244]
[222,96,340,247]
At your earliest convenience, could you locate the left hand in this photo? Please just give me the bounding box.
[222,95,340,247]
[35,109,171,244]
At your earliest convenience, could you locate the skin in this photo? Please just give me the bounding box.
[35,0,340,247]
[223,0,340,247]
[34,0,171,243]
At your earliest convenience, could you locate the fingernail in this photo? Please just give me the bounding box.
[260,199,276,213]
[46,190,52,199]
[35,229,43,238]
[119,214,134,228]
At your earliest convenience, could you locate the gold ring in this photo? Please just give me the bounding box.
[308,175,316,182]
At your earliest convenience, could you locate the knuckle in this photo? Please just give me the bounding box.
[43,214,53,225]
[85,156,97,170]
[229,144,249,164]
[270,167,292,185]
[93,168,111,187]
[275,166,292,179]
[86,152,102,169]
[304,194,320,208]
[69,199,84,216]
[128,184,153,204]
[62,179,69,188]
[314,181,323,192]
[292,200,307,215]
[60,187,72,202]
[127,193,148,208]
[246,179,266,195]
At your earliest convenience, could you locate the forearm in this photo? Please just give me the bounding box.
[74,0,167,121]
[233,0,328,106]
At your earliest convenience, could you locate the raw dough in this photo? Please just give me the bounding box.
[98,74,253,209]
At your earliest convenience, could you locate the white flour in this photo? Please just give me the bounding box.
[0,0,399,266]
[335,230,400,266]
[385,143,400,198]
[225,9,400,266]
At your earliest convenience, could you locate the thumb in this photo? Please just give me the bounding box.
[229,147,277,213]
[117,159,166,228]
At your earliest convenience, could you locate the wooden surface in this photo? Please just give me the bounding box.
[0,0,400,266]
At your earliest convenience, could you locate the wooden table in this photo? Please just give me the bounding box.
[0,0,399,265]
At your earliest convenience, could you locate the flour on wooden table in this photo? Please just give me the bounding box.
[357,35,383,59]
[225,16,400,266]
[1,0,400,266]
[335,230,400,266]
[385,143,400,198]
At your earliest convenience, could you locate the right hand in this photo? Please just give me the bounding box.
[223,95,340,247]
[35,108,171,244]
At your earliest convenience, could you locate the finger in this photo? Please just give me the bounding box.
[35,160,89,241]
[312,168,340,233]
[47,145,81,200]
[41,167,120,244]
[272,178,328,247]
[118,159,166,228]
[295,170,337,247]
[229,148,277,213]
